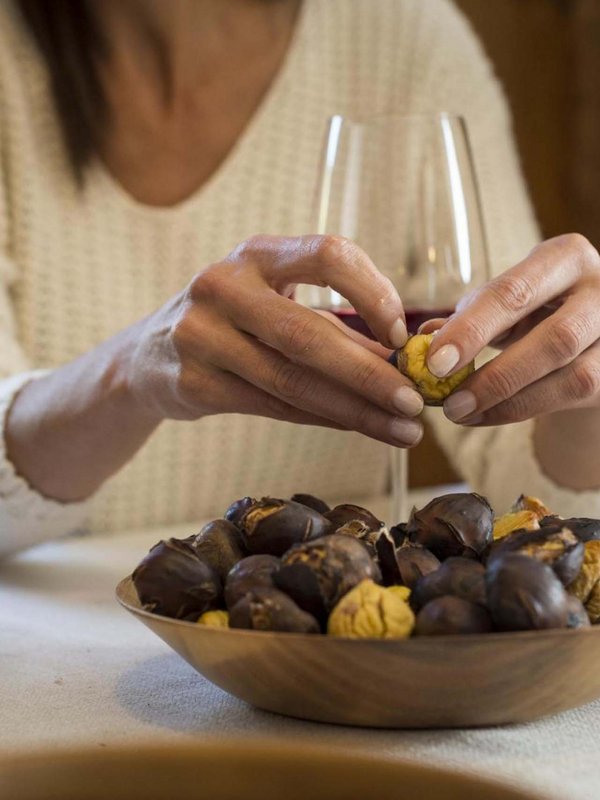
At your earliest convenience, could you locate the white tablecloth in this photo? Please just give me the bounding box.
[1,490,599,800]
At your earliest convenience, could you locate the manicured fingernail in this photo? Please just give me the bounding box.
[444,390,477,422]
[428,344,460,378]
[393,386,424,417]
[462,414,483,426]
[390,417,423,446]
[389,318,408,348]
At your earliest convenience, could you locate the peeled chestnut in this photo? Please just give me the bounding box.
[394,543,441,589]
[132,538,221,621]
[411,557,486,612]
[240,498,331,556]
[291,493,331,515]
[328,579,415,639]
[407,492,493,560]
[229,587,319,633]
[191,519,246,581]
[224,496,255,527]
[275,534,381,624]
[224,554,281,610]
[414,596,492,636]
[324,504,383,533]
[487,526,584,587]
[486,553,570,631]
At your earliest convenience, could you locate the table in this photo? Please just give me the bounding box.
[1,490,599,800]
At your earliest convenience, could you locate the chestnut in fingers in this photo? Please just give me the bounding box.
[275,534,381,625]
[407,493,493,560]
[225,554,281,610]
[410,557,486,612]
[229,587,319,633]
[291,493,331,515]
[132,538,221,621]
[240,498,331,556]
[414,596,492,636]
[486,553,570,631]
[324,504,383,533]
[191,519,246,581]
[224,496,255,527]
[487,526,584,587]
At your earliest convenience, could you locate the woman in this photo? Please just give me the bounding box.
[0,0,598,557]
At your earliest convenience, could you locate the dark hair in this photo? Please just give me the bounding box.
[16,0,107,182]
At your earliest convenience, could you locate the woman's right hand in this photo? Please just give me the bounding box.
[127,234,424,447]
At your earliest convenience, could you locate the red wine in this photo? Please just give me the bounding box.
[320,307,454,339]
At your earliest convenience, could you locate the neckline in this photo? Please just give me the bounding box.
[91,0,309,217]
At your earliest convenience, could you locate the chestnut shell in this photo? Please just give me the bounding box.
[407,493,493,560]
[224,496,255,527]
[324,504,383,533]
[132,538,221,621]
[240,498,331,556]
[414,595,492,636]
[291,493,331,515]
[191,519,246,581]
[229,587,319,633]
[411,557,486,612]
[224,554,281,610]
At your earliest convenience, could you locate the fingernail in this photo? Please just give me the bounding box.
[389,318,408,348]
[462,414,483,426]
[443,390,477,422]
[428,344,460,378]
[393,386,424,417]
[390,417,423,446]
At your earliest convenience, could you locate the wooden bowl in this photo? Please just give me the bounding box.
[116,575,600,728]
[0,740,546,800]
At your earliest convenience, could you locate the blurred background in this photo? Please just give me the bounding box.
[411,0,600,487]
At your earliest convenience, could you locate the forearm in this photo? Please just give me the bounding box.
[4,322,162,503]
[533,409,600,492]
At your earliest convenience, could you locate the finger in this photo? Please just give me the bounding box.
[210,329,424,447]
[457,340,600,427]
[426,236,588,379]
[212,285,424,419]
[232,234,408,349]
[418,318,448,334]
[443,293,600,422]
[315,309,392,359]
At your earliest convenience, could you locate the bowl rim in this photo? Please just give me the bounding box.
[115,574,599,646]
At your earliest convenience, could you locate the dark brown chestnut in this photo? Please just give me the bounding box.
[486,553,570,631]
[291,493,331,515]
[411,557,486,612]
[487,526,584,587]
[224,496,255,527]
[414,595,492,636]
[132,538,221,621]
[324,504,383,533]
[407,492,493,560]
[225,554,281,610]
[541,516,600,543]
[240,498,331,556]
[389,522,408,548]
[229,587,319,633]
[275,534,381,625]
[335,519,382,557]
[191,519,246,581]
[565,595,591,629]
[375,529,402,585]
[394,544,441,589]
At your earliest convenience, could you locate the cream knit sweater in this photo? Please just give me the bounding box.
[1,0,597,557]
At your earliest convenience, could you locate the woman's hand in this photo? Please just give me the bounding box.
[422,234,600,426]
[128,234,424,447]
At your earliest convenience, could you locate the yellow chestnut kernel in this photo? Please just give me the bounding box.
[196,610,229,628]
[328,579,415,639]
[493,510,540,541]
[394,334,474,406]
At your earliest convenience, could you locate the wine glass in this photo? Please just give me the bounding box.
[295,113,490,524]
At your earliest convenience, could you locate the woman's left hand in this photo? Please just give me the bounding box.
[422,233,600,426]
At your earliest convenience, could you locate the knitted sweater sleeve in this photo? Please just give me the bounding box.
[420,0,600,517]
[0,146,89,559]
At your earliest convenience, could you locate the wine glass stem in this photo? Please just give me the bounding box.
[390,447,408,524]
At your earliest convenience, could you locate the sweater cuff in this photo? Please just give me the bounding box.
[0,371,90,558]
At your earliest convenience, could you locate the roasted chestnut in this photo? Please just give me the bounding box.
[410,557,486,612]
[291,493,331,515]
[240,498,331,556]
[324,503,383,532]
[191,519,246,581]
[394,543,441,589]
[407,492,493,560]
[224,496,255,527]
[328,579,414,639]
[414,596,492,636]
[486,553,570,631]
[541,517,600,543]
[389,522,408,548]
[229,587,319,633]
[335,519,383,557]
[569,540,600,623]
[224,554,281,610]
[487,526,584,587]
[565,595,591,629]
[391,333,475,406]
[132,538,221,621]
[492,510,539,541]
[375,530,403,585]
[275,534,381,624]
